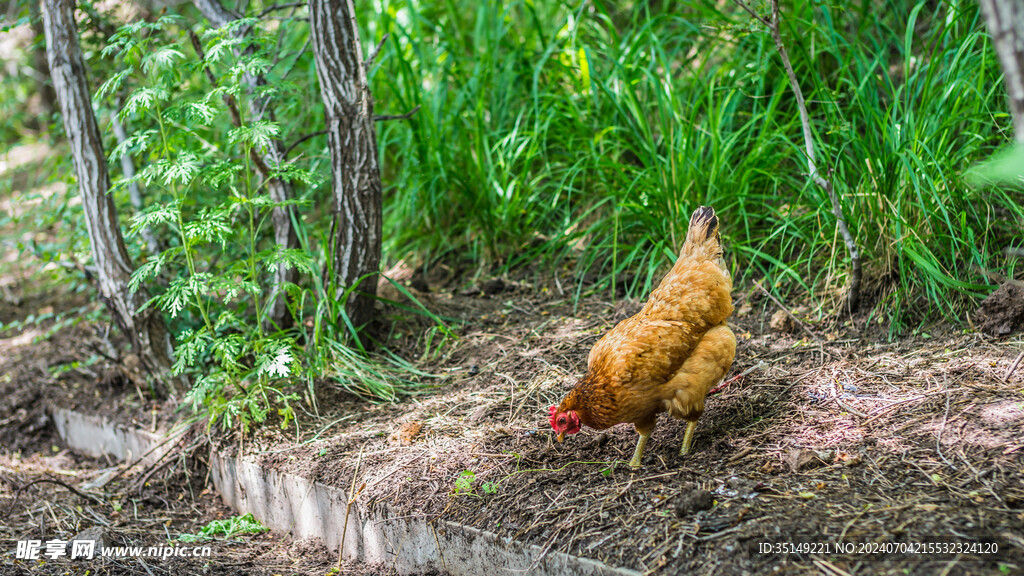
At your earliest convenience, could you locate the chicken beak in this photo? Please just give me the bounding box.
[556,432,565,443]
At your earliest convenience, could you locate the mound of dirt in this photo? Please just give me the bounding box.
[974,282,1024,337]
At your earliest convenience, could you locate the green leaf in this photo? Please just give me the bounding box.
[967,145,1024,186]
[184,101,218,125]
[159,273,211,318]
[203,161,245,188]
[173,328,214,374]
[142,47,184,74]
[164,152,202,186]
[267,164,324,187]
[182,207,232,248]
[454,470,476,494]
[228,121,280,151]
[129,259,162,293]
[110,129,156,162]
[96,67,134,100]
[256,341,296,379]
[120,87,161,119]
[263,247,315,275]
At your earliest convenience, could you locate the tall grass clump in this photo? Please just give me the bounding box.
[365,0,1022,331]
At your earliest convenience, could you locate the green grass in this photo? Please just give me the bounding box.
[4,0,1021,381]
[8,0,1020,335]
[176,513,268,543]
[360,0,1023,331]
[2,0,1019,436]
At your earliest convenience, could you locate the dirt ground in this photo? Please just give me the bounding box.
[244,281,1024,576]
[0,297,340,575]
[3,144,1024,575]
[4,272,1022,576]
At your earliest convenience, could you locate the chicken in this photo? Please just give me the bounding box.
[549,206,735,468]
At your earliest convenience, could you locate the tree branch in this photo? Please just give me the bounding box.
[283,105,421,159]
[192,0,241,27]
[364,32,389,71]
[733,0,771,27]
[735,0,861,312]
[374,104,420,122]
[258,1,305,17]
[284,129,328,159]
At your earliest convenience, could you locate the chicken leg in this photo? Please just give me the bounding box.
[629,421,656,468]
[665,324,736,458]
[680,420,698,456]
[629,431,650,468]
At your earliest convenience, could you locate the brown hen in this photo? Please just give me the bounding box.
[550,206,735,467]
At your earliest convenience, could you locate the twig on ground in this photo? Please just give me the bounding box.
[1005,350,1023,382]
[753,280,820,342]
[813,559,854,576]
[835,397,868,419]
[1,478,106,519]
[862,388,967,425]
[338,446,366,569]
[709,360,767,396]
[935,386,955,468]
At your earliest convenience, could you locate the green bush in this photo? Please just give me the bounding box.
[98,15,435,431]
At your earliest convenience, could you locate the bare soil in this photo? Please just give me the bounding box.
[239,281,1024,576]
[3,146,1023,576]
[3,260,1024,575]
[974,282,1024,338]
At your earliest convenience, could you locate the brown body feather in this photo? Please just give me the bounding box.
[557,207,736,441]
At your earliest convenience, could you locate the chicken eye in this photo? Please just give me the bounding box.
[558,416,565,425]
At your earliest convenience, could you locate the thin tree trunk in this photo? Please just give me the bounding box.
[192,0,299,330]
[43,0,178,396]
[29,0,57,121]
[110,105,160,255]
[979,0,1024,143]
[308,0,382,329]
[735,0,862,312]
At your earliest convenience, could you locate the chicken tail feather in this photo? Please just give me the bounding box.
[681,206,722,259]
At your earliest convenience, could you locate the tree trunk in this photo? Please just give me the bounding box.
[979,0,1024,143]
[43,0,178,396]
[192,0,299,330]
[110,103,161,255]
[29,0,58,121]
[308,0,383,329]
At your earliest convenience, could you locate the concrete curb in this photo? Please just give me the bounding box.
[51,409,640,576]
[51,408,181,466]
